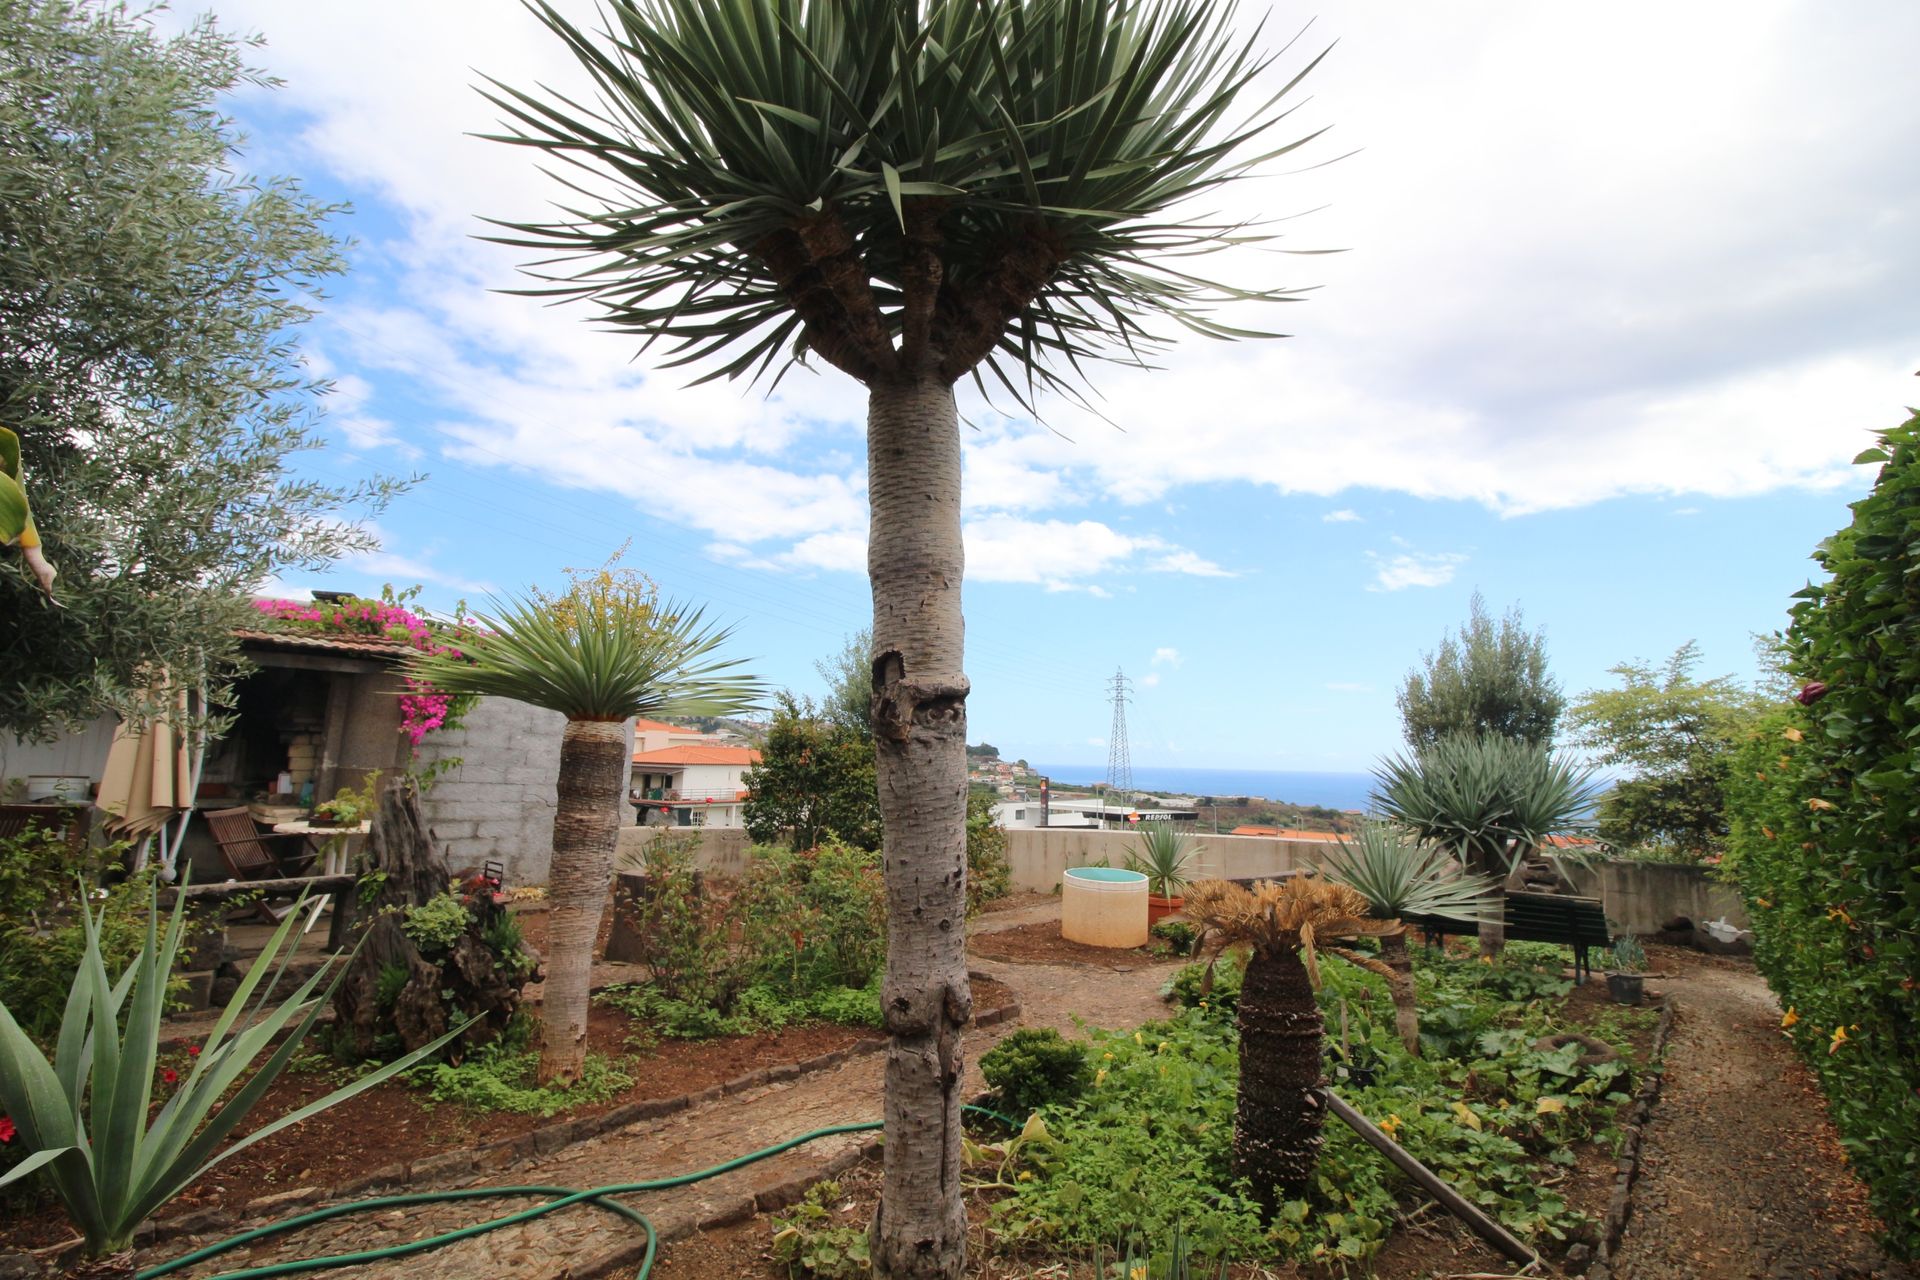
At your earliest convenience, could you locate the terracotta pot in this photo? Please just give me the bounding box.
[1146,893,1185,926]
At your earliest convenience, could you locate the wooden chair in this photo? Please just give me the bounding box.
[203,807,318,881]
[0,803,91,858]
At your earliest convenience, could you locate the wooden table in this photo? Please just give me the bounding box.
[273,819,371,933]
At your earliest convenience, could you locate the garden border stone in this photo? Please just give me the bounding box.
[107,984,1020,1267]
[1585,994,1677,1280]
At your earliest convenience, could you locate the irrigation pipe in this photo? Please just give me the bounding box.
[136,1106,1020,1280]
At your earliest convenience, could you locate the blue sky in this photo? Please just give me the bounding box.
[176,1,1917,773]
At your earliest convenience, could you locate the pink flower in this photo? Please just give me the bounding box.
[0,1116,15,1143]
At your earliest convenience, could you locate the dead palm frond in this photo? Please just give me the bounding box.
[1184,877,1399,988]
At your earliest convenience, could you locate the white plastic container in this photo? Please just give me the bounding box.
[1060,866,1149,948]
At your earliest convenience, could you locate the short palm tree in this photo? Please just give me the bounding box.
[1184,877,1397,1217]
[1320,822,1496,1053]
[1370,733,1602,958]
[404,577,758,1085]
[485,3,1331,1272]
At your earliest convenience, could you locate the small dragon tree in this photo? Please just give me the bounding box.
[1320,821,1496,1054]
[1371,733,1601,958]
[404,570,759,1085]
[1183,877,1398,1217]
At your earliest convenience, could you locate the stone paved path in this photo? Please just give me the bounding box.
[1609,956,1914,1280]
[148,906,1181,1279]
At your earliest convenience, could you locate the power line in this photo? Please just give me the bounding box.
[1104,667,1133,798]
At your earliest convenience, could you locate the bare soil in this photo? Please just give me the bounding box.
[967,919,1189,972]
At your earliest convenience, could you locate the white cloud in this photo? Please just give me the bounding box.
[1368,550,1468,592]
[1152,648,1183,668]
[1323,509,1363,523]
[1139,672,1162,688]
[1149,551,1234,578]
[1325,681,1374,693]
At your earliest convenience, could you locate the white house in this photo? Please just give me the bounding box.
[629,742,761,829]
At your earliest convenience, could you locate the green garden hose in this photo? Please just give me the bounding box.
[138,1106,1019,1280]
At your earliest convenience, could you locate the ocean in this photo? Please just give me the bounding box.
[1025,764,1377,812]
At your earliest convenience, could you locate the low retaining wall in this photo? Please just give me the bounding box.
[1563,861,1750,936]
[613,825,755,877]
[1004,829,1337,894]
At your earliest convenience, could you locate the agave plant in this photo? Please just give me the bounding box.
[1125,825,1201,898]
[1320,822,1496,1053]
[0,884,463,1270]
[404,574,760,1085]
[1183,877,1397,1217]
[0,426,55,594]
[1371,733,1602,957]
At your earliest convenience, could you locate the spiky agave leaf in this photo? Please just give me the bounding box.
[1370,733,1602,875]
[1321,820,1499,923]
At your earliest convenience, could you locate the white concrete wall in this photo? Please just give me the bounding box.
[1563,860,1751,935]
[415,698,632,885]
[614,824,756,878]
[0,715,118,798]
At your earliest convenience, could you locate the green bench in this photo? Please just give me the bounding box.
[1405,891,1613,983]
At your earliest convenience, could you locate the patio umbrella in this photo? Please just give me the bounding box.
[97,684,205,877]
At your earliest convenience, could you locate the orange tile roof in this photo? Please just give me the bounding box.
[632,717,686,733]
[1229,825,1344,841]
[631,745,762,766]
[234,628,412,660]
[1231,825,1281,837]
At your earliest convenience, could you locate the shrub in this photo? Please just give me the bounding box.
[736,840,885,995]
[411,1041,632,1116]
[1150,919,1200,955]
[980,1027,1094,1119]
[966,789,1012,913]
[1722,413,1920,1258]
[0,823,157,1042]
[399,892,472,953]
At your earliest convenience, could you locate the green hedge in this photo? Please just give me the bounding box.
[1724,411,1920,1259]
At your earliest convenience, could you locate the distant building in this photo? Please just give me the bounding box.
[629,742,761,829]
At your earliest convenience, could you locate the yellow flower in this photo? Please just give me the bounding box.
[1103,1052,1114,1061]
[1829,1025,1852,1055]
[1130,1267,1148,1280]
[1095,1068,1108,1086]
[1378,1113,1402,1138]
[1198,1000,1208,1008]
[1783,726,1804,742]
[1809,797,1837,812]
[1781,1007,1799,1029]
[1157,1041,1170,1053]
[1827,906,1854,926]
[1755,897,1772,908]
[1480,954,1494,966]
[1018,1171,1034,1182]
[1134,1031,1145,1045]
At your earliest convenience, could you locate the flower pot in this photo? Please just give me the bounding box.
[1606,972,1645,1006]
[1146,893,1185,926]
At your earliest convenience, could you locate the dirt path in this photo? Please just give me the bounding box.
[143,925,1178,1279]
[1609,953,1913,1280]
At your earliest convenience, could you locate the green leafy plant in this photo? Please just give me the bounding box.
[1322,821,1497,1052]
[311,772,379,826]
[1609,936,1646,974]
[0,883,463,1262]
[400,892,474,954]
[966,789,1012,914]
[980,1027,1094,1120]
[770,1180,870,1278]
[1151,919,1200,956]
[1127,826,1201,897]
[0,826,157,1042]
[409,1041,632,1117]
[1723,410,1920,1258]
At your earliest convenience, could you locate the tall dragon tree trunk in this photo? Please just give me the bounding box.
[865,375,972,1280]
[537,718,627,1085]
[1472,840,1509,960]
[1380,930,1420,1055]
[1234,943,1326,1219]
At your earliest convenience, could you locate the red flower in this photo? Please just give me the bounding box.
[161,1068,178,1085]
[1796,681,1830,706]
[187,1044,200,1057]
[0,1116,15,1143]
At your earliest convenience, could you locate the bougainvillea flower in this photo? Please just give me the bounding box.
[1796,681,1830,705]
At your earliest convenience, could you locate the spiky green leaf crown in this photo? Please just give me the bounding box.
[483,0,1333,408]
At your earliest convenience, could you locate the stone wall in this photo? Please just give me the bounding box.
[415,698,632,885]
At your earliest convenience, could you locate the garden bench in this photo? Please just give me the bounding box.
[1405,891,1612,983]
[160,872,360,951]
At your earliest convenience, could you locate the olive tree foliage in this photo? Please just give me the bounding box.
[0,1,403,738]
[816,627,874,741]
[1566,641,1768,861]
[1397,591,1565,750]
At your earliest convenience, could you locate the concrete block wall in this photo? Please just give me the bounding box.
[415,697,633,885]
[613,825,755,878]
[1563,860,1750,935]
[1004,828,1337,892]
